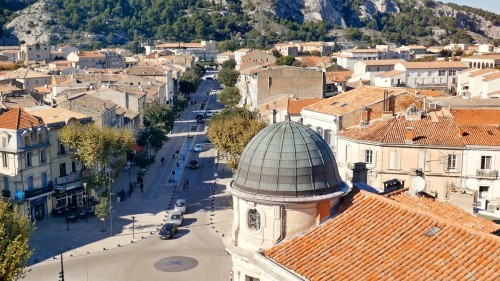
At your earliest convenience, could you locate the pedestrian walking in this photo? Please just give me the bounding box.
[140,183,144,193]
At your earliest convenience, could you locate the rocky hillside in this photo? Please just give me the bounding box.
[1,0,499,47]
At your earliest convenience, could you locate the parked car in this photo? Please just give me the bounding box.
[193,144,203,152]
[189,160,199,169]
[169,211,184,226]
[195,114,204,124]
[174,199,187,214]
[211,90,217,95]
[159,223,178,240]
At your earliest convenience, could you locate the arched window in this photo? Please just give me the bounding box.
[248,209,260,231]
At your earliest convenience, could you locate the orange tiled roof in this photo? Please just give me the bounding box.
[359,59,405,66]
[463,54,500,60]
[339,111,465,147]
[303,86,408,116]
[0,107,43,129]
[326,71,353,82]
[78,51,105,58]
[483,71,500,82]
[264,188,500,281]
[378,69,405,78]
[343,49,380,53]
[399,61,468,69]
[295,56,330,67]
[469,68,498,78]
[460,125,500,146]
[452,108,500,126]
[386,189,500,234]
[287,98,323,115]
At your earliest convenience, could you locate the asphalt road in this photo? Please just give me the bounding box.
[23,76,233,281]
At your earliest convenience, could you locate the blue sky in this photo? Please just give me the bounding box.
[439,0,500,14]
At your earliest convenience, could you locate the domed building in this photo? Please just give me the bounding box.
[226,120,348,281]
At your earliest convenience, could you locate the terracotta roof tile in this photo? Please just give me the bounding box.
[295,56,330,67]
[339,111,465,147]
[378,70,405,78]
[303,86,407,116]
[469,68,498,78]
[463,54,500,60]
[325,71,352,82]
[482,71,500,82]
[0,107,43,129]
[78,51,105,58]
[452,108,500,126]
[264,188,500,281]
[25,106,88,124]
[287,98,323,115]
[359,59,405,66]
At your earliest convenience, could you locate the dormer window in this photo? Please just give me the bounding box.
[38,133,44,144]
[23,135,31,146]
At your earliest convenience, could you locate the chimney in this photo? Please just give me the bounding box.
[352,162,368,184]
[405,127,414,144]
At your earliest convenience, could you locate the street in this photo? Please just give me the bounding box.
[23,76,233,281]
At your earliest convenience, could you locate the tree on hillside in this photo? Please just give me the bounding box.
[221,59,236,70]
[218,68,240,87]
[218,86,241,107]
[277,55,295,66]
[207,108,267,169]
[0,200,33,281]
[217,40,239,52]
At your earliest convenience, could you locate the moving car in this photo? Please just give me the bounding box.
[189,160,199,169]
[193,144,203,152]
[169,211,184,226]
[195,114,204,124]
[174,199,187,214]
[211,89,217,95]
[158,223,178,240]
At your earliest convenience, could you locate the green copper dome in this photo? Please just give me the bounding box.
[233,121,343,197]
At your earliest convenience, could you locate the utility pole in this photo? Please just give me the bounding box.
[59,254,64,281]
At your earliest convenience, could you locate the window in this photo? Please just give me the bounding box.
[448,70,456,76]
[26,152,32,167]
[365,150,373,164]
[481,156,492,170]
[40,149,46,164]
[72,161,76,173]
[41,172,47,188]
[3,177,8,191]
[58,139,66,155]
[428,71,432,76]
[24,135,31,146]
[27,176,33,191]
[447,155,457,171]
[1,137,6,147]
[479,186,489,199]
[59,163,67,177]
[38,133,44,144]
[248,209,261,231]
[438,70,446,76]
[388,150,401,169]
[2,153,7,168]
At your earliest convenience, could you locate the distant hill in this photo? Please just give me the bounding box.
[1,0,499,50]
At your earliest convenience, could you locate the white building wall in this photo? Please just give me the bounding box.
[301,110,338,155]
[482,78,500,98]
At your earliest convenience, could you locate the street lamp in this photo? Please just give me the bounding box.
[132,216,135,239]
[127,162,131,190]
[83,182,88,223]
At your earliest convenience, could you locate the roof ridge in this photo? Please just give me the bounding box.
[350,188,500,239]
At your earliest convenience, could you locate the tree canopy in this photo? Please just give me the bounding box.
[221,59,236,70]
[0,200,33,281]
[142,101,175,133]
[207,108,267,169]
[218,86,241,107]
[277,55,295,66]
[218,68,240,87]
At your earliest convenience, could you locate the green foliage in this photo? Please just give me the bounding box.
[412,56,436,62]
[142,101,175,133]
[218,68,239,87]
[179,66,204,94]
[59,122,135,193]
[137,126,167,152]
[217,40,240,52]
[207,108,267,169]
[345,27,363,40]
[95,196,110,231]
[221,59,236,70]
[218,86,241,107]
[276,55,295,66]
[0,201,33,281]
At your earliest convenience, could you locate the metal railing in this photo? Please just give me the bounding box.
[476,169,498,178]
[24,186,54,199]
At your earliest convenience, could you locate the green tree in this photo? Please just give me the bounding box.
[277,55,295,66]
[207,108,267,169]
[94,196,110,232]
[221,59,236,70]
[217,39,239,52]
[143,101,175,133]
[218,86,241,107]
[137,126,167,154]
[218,68,240,87]
[59,122,135,195]
[0,200,33,281]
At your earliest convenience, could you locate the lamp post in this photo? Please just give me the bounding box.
[108,167,113,237]
[132,216,135,239]
[83,183,88,223]
[127,161,131,190]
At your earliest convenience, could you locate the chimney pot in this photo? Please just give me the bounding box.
[405,127,414,144]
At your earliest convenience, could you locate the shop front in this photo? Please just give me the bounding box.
[29,196,48,221]
[52,174,85,217]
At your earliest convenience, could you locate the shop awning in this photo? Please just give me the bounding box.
[55,181,82,193]
[134,143,143,152]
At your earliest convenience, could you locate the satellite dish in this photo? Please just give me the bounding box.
[410,176,426,193]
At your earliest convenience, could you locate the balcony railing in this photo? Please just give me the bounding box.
[476,169,498,178]
[24,186,54,199]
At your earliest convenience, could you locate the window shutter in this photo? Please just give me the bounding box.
[418,150,425,169]
[456,154,462,172]
[389,150,400,169]
[443,155,449,172]
[425,151,431,171]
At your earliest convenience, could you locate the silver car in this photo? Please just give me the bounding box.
[174,199,187,214]
[169,211,184,226]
